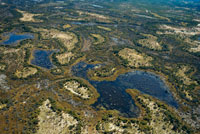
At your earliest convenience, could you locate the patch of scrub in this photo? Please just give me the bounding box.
[63,80,92,99]
[88,65,116,79]
[33,28,78,51]
[189,43,200,53]
[56,52,75,65]
[37,99,78,134]
[118,48,153,68]
[158,25,200,53]
[77,11,109,20]
[63,24,71,29]
[138,34,162,50]
[183,38,200,53]
[158,25,200,36]
[183,90,193,100]
[178,105,200,129]
[1,33,34,45]
[17,9,42,22]
[97,26,111,31]
[15,67,37,78]
[91,34,105,45]
[31,50,54,69]
[174,65,197,86]
[150,12,170,21]
[72,62,178,118]
[0,104,6,110]
[0,63,6,71]
[0,74,10,91]
[136,95,185,134]
[97,119,142,134]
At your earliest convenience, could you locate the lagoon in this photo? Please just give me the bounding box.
[72,62,178,117]
[31,50,54,69]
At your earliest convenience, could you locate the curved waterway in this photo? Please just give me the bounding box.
[72,62,178,118]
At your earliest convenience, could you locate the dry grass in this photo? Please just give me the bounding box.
[56,52,75,65]
[175,65,197,86]
[139,96,184,134]
[138,34,162,50]
[91,34,105,45]
[127,90,187,134]
[15,67,37,78]
[0,64,6,71]
[77,11,109,20]
[158,25,200,53]
[0,74,10,91]
[97,114,142,134]
[33,28,78,51]
[17,9,42,22]
[63,80,92,99]
[118,48,153,68]
[190,45,200,53]
[0,104,6,110]
[183,38,200,53]
[158,25,200,36]
[150,12,170,21]
[75,11,111,23]
[63,24,71,29]
[37,99,78,134]
[97,26,111,31]
[183,90,193,100]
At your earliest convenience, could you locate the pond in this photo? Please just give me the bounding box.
[31,50,54,69]
[1,33,34,45]
[72,62,178,118]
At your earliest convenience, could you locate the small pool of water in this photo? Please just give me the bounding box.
[1,33,34,45]
[31,50,54,69]
[72,62,178,118]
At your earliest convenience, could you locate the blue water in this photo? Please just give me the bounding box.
[2,33,34,45]
[72,62,178,118]
[31,50,54,69]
